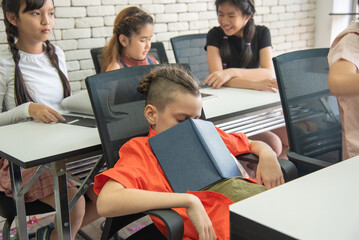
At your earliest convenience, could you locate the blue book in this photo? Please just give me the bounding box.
[148,118,242,193]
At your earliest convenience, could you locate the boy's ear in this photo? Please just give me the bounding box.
[144,104,158,126]
[6,12,18,27]
[118,34,129,48]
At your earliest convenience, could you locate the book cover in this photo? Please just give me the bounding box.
[148,118,242,193]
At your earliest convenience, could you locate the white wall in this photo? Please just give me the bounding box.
[0,0,317,92]
[315,0,354,48]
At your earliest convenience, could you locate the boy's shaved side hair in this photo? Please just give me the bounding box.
[137,65,201,111]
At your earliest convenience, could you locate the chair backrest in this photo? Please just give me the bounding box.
[90,42,168,74]
[273,48,342,162]
[90,47,103,74]
[86,63,192,168]
[150,42,169,64]
[170,34,209,85]
[86,65,153,167]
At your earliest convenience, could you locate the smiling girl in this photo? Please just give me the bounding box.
[101,6,158,72]
[0,0,99,239]
[204,0,275,90]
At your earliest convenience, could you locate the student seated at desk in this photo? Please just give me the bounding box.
[94,65,284,240]
[328,1,359,160]
[0,0,99,239]
[204,0,288,160]
[101,6,158,72]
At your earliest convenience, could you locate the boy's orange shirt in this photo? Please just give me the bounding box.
[94,126,251,240]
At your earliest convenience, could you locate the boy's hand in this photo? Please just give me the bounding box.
[186,195,217,240]
[256,150,284,189]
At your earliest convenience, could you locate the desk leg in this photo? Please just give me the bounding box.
[9,162,29,240]
[51,161,71,240]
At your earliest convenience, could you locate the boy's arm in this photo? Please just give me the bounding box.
[249,140,284,189]
[97,179,217,240]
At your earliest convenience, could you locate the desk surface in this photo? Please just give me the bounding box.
[0,121,101,168]
[230,156,359,240]
[201,87,281,121]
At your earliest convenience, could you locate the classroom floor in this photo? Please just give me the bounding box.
[0,213,152,239]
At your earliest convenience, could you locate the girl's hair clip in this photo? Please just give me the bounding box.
[223,36,228,39]
[245,42,251,46]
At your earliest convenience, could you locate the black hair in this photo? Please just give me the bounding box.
[137,65,200,111]
[215,0,256,68]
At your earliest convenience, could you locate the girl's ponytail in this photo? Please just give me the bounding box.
[44,40,71,98]
[241,17,255,67]
[3,12,35,105]
[219,36,231,69]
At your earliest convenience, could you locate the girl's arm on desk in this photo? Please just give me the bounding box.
[97,179,217,240]
[205,46,276,90]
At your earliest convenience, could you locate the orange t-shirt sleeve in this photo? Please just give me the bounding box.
[216,127,251,156]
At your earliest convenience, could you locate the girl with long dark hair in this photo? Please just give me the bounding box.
[0,0,99,238]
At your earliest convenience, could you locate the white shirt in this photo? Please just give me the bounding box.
[0,45,68,126]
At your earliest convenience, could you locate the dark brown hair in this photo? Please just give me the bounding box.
[1,0,71,105]
[215,0,256,68]
[137,65,200,111]
[101,6,153,72]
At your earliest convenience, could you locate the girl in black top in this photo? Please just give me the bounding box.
[204,0,276,91]
[205,0,288,160]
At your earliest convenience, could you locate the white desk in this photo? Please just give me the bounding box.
[0,121,102,240]
[201,87,284,136]
[229,155,359,240]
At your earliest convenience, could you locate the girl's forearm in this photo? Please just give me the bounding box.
[227,67,273,81]
[224,77,261,90]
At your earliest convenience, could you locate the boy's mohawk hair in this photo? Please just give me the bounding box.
[137,64,200,111]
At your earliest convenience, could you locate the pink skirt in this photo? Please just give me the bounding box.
[0,158,55,202]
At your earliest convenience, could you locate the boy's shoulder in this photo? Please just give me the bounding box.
[120,135,152,153]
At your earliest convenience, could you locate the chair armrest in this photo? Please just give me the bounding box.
[287,150,333,168]
[236,153,298,182]
[146,209,184,240]
[277,158,298,182]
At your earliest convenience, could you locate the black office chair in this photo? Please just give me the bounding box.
[90,42,168,74]
[86,64,184,240]
[149,42,169,64]
[170,34,209,84]
[273,48,342,176]
[90,47,103,74]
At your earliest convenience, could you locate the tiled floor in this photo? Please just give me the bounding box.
[0,214,152,239]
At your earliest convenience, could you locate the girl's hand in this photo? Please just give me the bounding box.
[186,195,217,240]
[254,78,278,92]
[29,103,65,123]
[256,150,284,189]
[203,70,232,89]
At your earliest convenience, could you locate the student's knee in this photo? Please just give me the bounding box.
[249,131,282,156]
[271,127,289,147]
